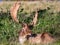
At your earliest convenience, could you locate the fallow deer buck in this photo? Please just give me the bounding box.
[10,2,55,45]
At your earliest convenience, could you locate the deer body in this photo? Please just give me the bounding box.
[28,34,42,44]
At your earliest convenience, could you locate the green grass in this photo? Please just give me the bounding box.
[0,1,60,45]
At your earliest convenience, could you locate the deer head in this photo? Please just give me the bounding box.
[19,23,32,37]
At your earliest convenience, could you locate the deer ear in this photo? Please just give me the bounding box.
[41,33,45,40]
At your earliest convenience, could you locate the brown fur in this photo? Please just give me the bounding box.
[28,33,54,44]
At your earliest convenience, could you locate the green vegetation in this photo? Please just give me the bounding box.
[0,1,60,45]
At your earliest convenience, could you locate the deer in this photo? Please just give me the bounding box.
[10,2,55,45]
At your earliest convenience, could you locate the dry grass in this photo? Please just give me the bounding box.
[0,1,60,13]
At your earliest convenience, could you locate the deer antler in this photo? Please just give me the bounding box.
[10,1,20,23]
[31,10,38,26]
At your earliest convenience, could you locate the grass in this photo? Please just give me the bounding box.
[0,1,60,45]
